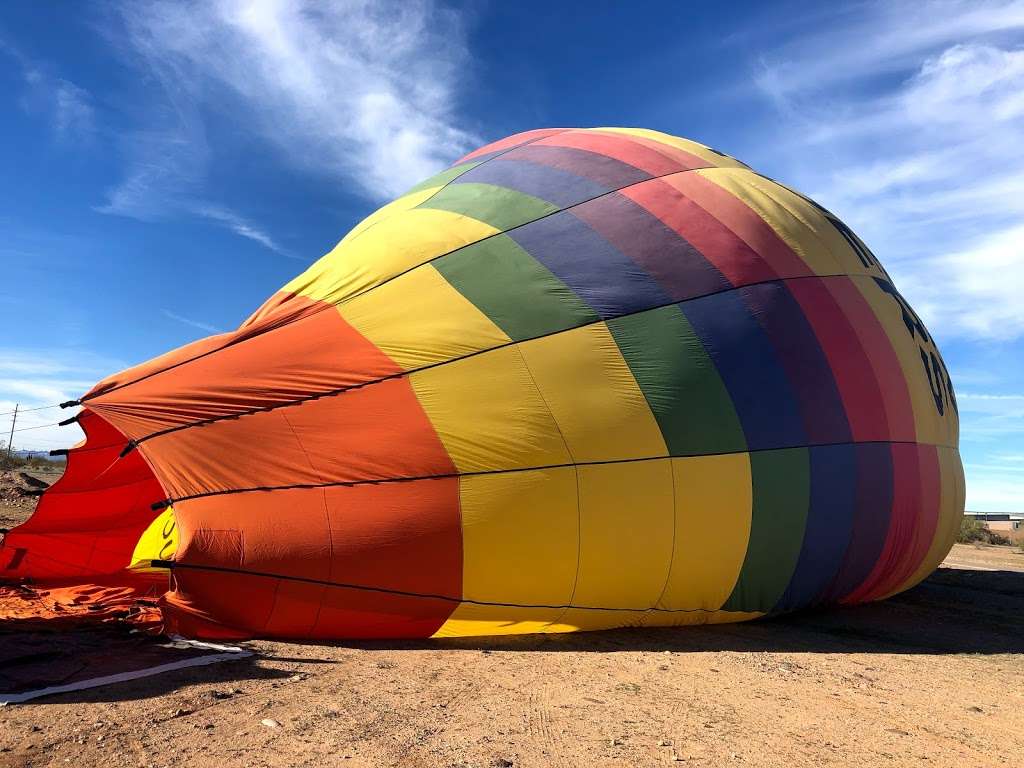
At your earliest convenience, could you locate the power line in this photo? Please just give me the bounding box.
[11,421,65,433]
[0,403,66,417]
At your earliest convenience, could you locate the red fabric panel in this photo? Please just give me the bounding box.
[535,131,697,176]
[456,128,571,164]
[590,129,714,171]
[663,172,815,279]
[621,179,780,286]
[865,444,942,600]
[787,278,892,442]
[825,279,917,443]
[1,409,165,585]
[841,443,923,604]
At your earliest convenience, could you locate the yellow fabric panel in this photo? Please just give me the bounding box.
[695,168,854,277]
[281,209,498,308]
[431,605,580,638]
[339,186,443,245]
[884,446,961,597]
[656,454,753,612]
[595,127,747,169]
[559,459,674,630]
[943,448,967,557]
[851,276,953,446]
[432,467,578,638]
[338,264,510,371]
[128,507,177,572]
[517,323,668,463]
[409,345,573,474]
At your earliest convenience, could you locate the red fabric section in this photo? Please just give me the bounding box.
[662,172,815,279]
[590,130,714,171]
[161,478,461,639]
[787,278,892,443]
[455,128,571,163]
[621,178,781,285]
[535,131,699,176]
[866,444,942,600]
[0,409,166,585]
[841,443,923,604]
[826,279,917,443]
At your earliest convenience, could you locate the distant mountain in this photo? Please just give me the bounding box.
[10,449,58,460]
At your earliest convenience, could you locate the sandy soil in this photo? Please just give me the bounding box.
[1,493,1022,768]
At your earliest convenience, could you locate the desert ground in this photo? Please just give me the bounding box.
[1,485,1022,768]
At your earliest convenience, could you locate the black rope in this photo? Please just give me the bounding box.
[151,438,957,510]
[120,270,890,454]
[160,560,717,614]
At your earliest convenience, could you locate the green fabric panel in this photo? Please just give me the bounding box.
[418,183,558,232]
[435,234,599,342]
[606,306,747,456]
[404,162,480,196]
[721,447,810,612]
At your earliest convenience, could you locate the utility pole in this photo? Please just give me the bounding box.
[5,404,17,463]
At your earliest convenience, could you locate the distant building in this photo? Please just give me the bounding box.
[965,511,1024,532]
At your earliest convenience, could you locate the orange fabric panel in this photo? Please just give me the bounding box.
[138,376,455,501]
[86,298,399,436]
[0,584,162,630]
[161,478,461,639]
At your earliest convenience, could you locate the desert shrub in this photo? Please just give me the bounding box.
[958,517,1011,546]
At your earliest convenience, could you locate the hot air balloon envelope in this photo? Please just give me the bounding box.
[0,128,963,639]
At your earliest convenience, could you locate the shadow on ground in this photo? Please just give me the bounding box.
[3,566,1021,704]
[343,566,1024,657]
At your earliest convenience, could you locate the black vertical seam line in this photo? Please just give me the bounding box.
[269,408,326,634]
[511,344,581,628]
[77,131,575,405]
[158,560,725,614]
[605,322,678,613]
[310,486,333,634]
[651,457,678,613]
[157,438,956,508]
[125,271,879,451]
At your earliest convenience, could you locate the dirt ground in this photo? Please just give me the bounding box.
[1,491,1022,768]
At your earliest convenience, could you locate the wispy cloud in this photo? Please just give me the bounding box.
[0,349,130,451]
[0,38,94,144]
[194,205,301,259]
[99,0,478,240]
[746,1,1024,342]
[160,309,225,335]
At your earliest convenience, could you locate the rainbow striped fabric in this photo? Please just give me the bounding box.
[2,128,963,639]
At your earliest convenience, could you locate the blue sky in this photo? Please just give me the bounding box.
[1,0,1022,511]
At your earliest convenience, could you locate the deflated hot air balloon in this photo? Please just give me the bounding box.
[0,128,963,639]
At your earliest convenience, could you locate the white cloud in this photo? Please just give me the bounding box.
[753,1,1024,101]
[893,224,1024,340]
[0,349,130,452]
[194,205,302,258]
[100,0,477,231]
[160,309,225,335]
[747,2,1024,343]
[0,39,94,143]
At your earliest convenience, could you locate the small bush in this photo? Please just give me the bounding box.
[958,517,1011,546]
